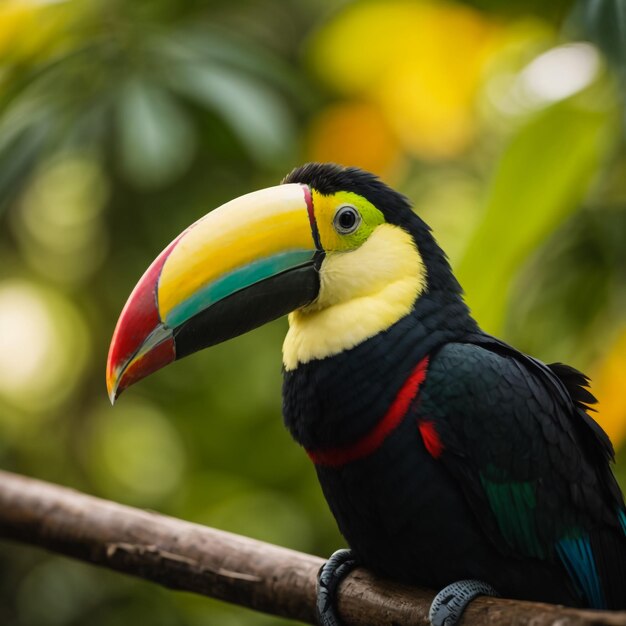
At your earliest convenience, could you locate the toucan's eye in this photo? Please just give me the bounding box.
[333,205,361,235]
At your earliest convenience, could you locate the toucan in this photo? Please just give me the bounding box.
[107,163,626,625]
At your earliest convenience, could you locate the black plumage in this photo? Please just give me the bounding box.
[281,163,626,609]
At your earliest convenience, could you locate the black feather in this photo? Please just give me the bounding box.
[548,362,598,410]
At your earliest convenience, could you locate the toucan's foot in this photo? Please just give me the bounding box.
[316,548,357,626]
[429,579,499,626]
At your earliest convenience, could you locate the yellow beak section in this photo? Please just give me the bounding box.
[107,183,320,402]
[158,183,318,326]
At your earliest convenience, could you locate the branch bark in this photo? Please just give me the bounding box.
[0,470,624,626]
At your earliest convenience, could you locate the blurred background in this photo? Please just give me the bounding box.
[0,0,625,624]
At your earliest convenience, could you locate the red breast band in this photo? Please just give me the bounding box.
[307,356,430,467]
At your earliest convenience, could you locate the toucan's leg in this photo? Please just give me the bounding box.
[429,580,499,626]
[316,549,358,626]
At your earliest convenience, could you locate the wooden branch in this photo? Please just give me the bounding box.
[0,470,624,626]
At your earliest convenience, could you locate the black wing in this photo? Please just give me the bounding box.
[420,338,626,608]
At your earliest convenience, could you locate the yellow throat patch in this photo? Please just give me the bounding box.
[282,222,426,370]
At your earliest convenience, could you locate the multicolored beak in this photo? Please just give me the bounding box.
[106,183,321,403]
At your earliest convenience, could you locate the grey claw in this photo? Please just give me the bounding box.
[429,579,499,626]
[317,549,357,626]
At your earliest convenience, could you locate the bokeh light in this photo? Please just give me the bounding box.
[85,399,185,506]
[308,0,504,160]
[13,154,108,284]
[0,280,89,414]
[488,41,605,117]
[519,43,602,104]
[593,328,626,447]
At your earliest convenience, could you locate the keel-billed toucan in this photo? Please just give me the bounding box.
[107,163,626,624]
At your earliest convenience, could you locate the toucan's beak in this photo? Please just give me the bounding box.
[106,183,321,403]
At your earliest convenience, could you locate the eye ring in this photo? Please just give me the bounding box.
[333,204,361,235]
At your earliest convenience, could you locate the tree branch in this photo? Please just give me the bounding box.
[0,470,624,625]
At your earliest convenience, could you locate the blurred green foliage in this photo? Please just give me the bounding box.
[458,90,616,331]
[0,1,625,624]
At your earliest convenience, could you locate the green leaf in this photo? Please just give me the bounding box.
[0,99,51,217]
[166,64,296,163]
[582,0,626,74]
[117,79,195,189]
[156,24,312,106]
[456,97,614,333]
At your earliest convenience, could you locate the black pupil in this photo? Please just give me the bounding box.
[339,208,356,230]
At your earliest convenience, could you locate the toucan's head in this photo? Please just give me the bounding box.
[106,163,459,403]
